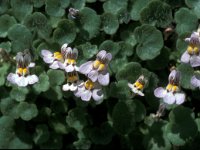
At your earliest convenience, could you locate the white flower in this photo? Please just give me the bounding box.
[74,80,103,101]
[128,75,147,96]
[79,50,112,86]
[41,43,68,69]
[62,71,79,92]
[58,47,79,72]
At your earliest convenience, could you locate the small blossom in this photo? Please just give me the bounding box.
[74,79,103,102]
[154,70,185,105]
[68,8,79,19]
[7,50,39,87]
[128,75,147,96]
[181,32,200,67]
[62,71,80,91]
[41,43,69,69]
[58,47,79,72]
[191,75,200,88]
[79,50,112,86]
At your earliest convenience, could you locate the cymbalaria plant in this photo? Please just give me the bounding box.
[1,1,200,149]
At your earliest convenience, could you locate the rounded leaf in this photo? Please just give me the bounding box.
[99,40,120,57]
[10,87,29,102]
[47,69,65,86]
[185,0,200,19]
[33,73,50,93]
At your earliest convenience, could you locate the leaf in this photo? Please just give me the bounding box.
[134,24,164,60]
[0,42,12,53]
[10,87,29,102]
[140,0,172,28]
[40,133,62,149]
[79,7,101,39]
[130,0,150,21]
[0,63,10,86]
[33,73,50,94]
[99,40,120,57]
[0,14,17,38]
[185,0,200,19]
[112,101,136,135]
[118,41,134,56]
[45,0,70,17]
[53,19,76,45]
[17,102,38,121]
[166,106,198,146]
[47,69,65,86]
[78,42,98,59]
[33,124,50,145]
[70,0,85,9]
[33,0,45,8]
[0,0,9,14]
[10,0,33,21]
[175,8,198,36]
[101,13,119,35]
[177,63,194,90]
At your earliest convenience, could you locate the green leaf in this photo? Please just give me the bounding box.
[0,0,9,14]
[185,0,200,19]
[44,86,63,100]
[66,108,88,131]
[33,0,45,8]
[47,69,65,86]
[175,8,198,36]
[79,7,101,39]
[166,106,198,146]
[177,63,194,89]
[0,63,10,86]
[130,0,150,21]
[101,13,119,35]
[40,133,62,149]
[17,102,38,121]
[78,42,98,59]
[132,99,146,122]
[53,19,76,45]
[140,0,172,28]
[33,73,50,93]
[45,0,70,17]
[103,0,128,15]
[110,56,128,73]
[144,121,172,150]
[73,138,91,149]
[10,87,29,102]
[33,124,50,145]
[70,0,85,9]
[112,101,136,135]
[118,41,134,56]
[0,14,17,38]
[0,42,12,53]
[10,0,33,21]
[8,24,32,53]
[49,116,69,134]
[134,24,164,60]
[99,40,120,57]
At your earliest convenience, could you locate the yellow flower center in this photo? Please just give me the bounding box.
[166,83,179,92]
[54,52,63,60]
[84,80,94,90]
[93,60,105,71]
[66,58,76,65]
[187,44,199,55]
[17,68,29,76]
[134,81,144,90]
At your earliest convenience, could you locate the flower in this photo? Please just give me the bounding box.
[154,70,185,105]
[7,50,39,87]
[41,43,68,69]
[68,8,79,19]
[58,47,79,72]
[128,75,147,96]
[181,32,200,67]
[79,50,112,86]
[191,75,200,88]
[62,71,80,91]
[74,79,103,101]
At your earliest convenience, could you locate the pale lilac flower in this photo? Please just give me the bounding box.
[181,32,200,67]
[74,80,103,101]
[62,71,80,92]
[154,70,185,105]
[41,43,68,69]
[68,8,79,19]
[58,47,79,72]
[191,75,200,88]
[79,50,112,86]
[128,75,147,96]
[7,51,39,87]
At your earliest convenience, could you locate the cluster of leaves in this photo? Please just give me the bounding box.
[0,0,200,149]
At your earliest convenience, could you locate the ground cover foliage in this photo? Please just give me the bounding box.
[0,0,200,149]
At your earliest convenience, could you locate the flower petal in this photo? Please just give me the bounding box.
[128,83,133,89]
[163,92,176,104]
[88,70,98,82]
[98,71,109,86]
[27,75,39,84]
[63,83,70,91]
[41,50,53,57]
[50,61,60,69]
[190,55,200,67]
[181,51,190,63]
[57,61,66,70]
[81,90,92,101]
[79,61,93,75]
[7,73,18,84]
[175,93,185,105]
[97,50,107,59]
[154,87,167,98]
[28,62,35,68]
[70,83,78,91]
[16,76,28,87]
[43,56,54,64]
[72,48,78,59]
[92,89,103,101]
[74,66,79,71]
[105,53,112,62]
[65,64,75,72]
[191,76,200,88]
